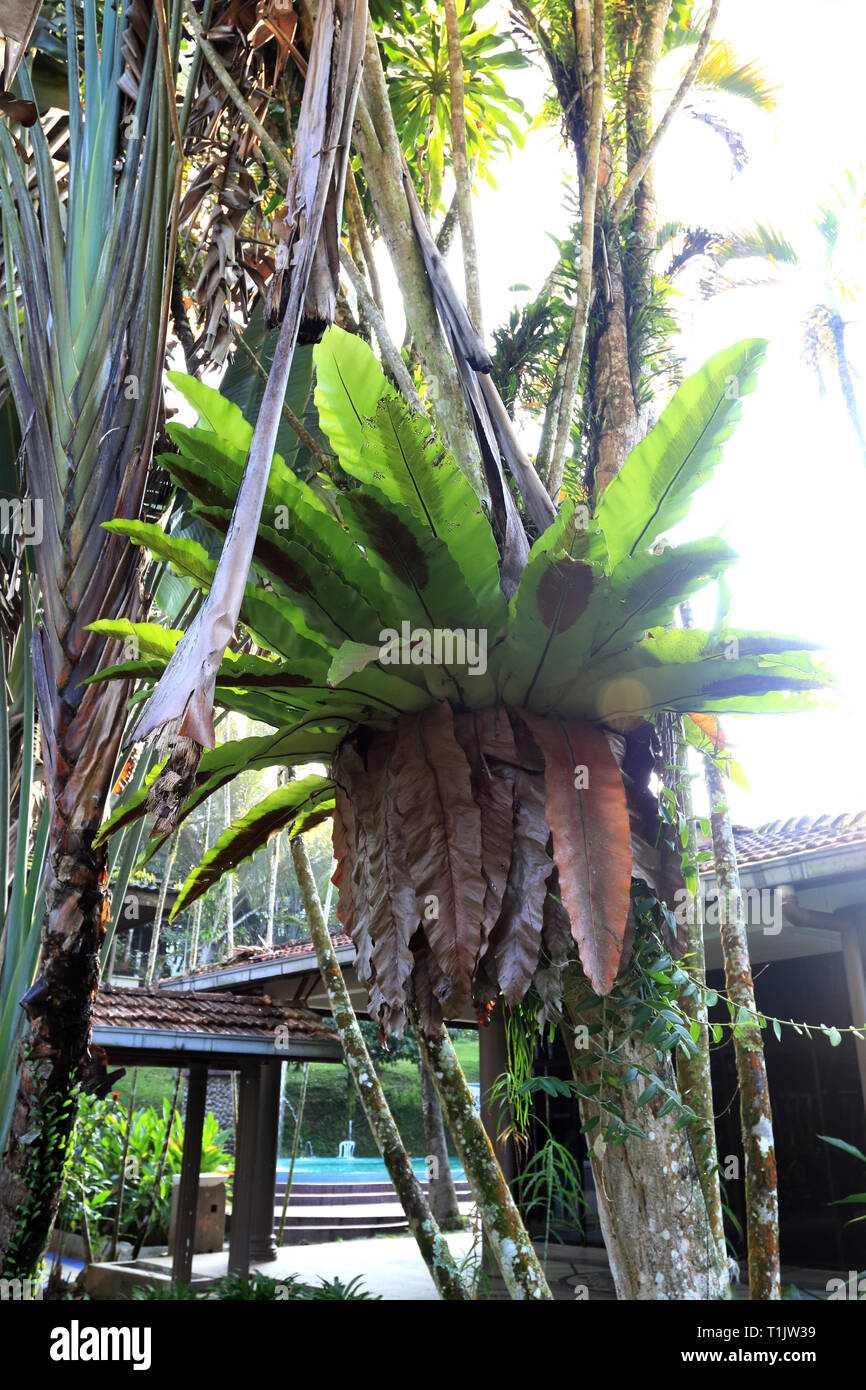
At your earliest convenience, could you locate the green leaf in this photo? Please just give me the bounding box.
[170,776,335,918]
[595,340,767,568]
[636,1081,659,1107]
[818,1135,866,1164]
[327,641,383,687]
[219,304,319,473]
[314,327,506,632]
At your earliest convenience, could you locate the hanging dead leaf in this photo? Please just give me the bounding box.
[521,711,632,995]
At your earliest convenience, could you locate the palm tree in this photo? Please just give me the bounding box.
[0,0,183,1273]
[664,168,866,463]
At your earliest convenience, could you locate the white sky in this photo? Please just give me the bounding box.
[408,0,866,827]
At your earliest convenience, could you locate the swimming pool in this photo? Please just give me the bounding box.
[276,1156,466,1183]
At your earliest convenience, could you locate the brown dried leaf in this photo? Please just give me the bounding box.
[391,704,485,1017]
[521,711,632,995]
[452,707,516,961]
[486,715,553,1004]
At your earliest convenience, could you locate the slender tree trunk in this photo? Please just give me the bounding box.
[674,727,730,1289]
[542,0,605,499]
[289,835,471,1300]
[419,1055,463,1231]
[829,310,866,464]
[188,797,211,970]
[355,18,489,502]
[411,1012,553,1300]
[145,832,179,987]
[277,1061,308,1245]
[705,757,781,1300]
[265,770,284,949]
[224,781,234,953]
[443,0,483,333]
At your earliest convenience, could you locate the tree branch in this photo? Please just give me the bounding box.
[338,243,424,412]
[609,0,721,224]
[539,0,604,498]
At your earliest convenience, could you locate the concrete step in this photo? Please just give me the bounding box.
[276,1222,410,1245]
[274,1180,471,1195]
[275,1185,472,1207]
[271,1200,474,1227]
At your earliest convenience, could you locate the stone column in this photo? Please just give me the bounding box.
[250,1059,281,1261]
[172,1064,207,1286]
[228,1064,260,1276]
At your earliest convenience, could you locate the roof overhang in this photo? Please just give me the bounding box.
[92,1025,343,1068]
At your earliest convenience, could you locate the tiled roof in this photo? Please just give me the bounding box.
[94,986,336,1040]
[165,935,355,981]
[698,811,866,871]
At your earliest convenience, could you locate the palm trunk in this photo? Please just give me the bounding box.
[705,757,780,1300]
[419,1055,463,1231]
[289,834,471,1300]
[0,676,133,1276]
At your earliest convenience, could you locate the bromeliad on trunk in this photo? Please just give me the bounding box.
[91,326,832,1042]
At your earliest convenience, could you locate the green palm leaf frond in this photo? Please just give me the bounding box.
[170,775,335,919]
[665,33,779,110]
[710,223,800,269]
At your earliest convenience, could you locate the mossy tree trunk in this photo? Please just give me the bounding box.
[705,758,780,1300]
[419,1056,464,1231]
[290,835,470,1300]
[561,969,729,1300]
[412,1012,553,1301]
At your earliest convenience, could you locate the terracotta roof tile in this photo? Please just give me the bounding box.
[163,934,354,982]
[698,811,866,872]
[95,986,336,1040]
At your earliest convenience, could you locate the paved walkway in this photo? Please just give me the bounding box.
[85,1235,846,1301]
[142,1230,480,1300]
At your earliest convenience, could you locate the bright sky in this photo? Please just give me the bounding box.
[436,0,866,827]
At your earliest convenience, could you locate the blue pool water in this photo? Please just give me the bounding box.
[276,1156,465,1183]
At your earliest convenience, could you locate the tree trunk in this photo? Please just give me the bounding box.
[419,1055,463,1231]
[443,0,483,333]
[145,832,179,987]
[0,671,132,1276]
[354,17,489,502]
[224,781,234,953]
[561,968,729,1299]
[412,1014,553,1300]
[705,757,781,1300]
[289,835,471,1300]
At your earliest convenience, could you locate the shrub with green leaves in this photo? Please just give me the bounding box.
[59,1094,231,1249]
